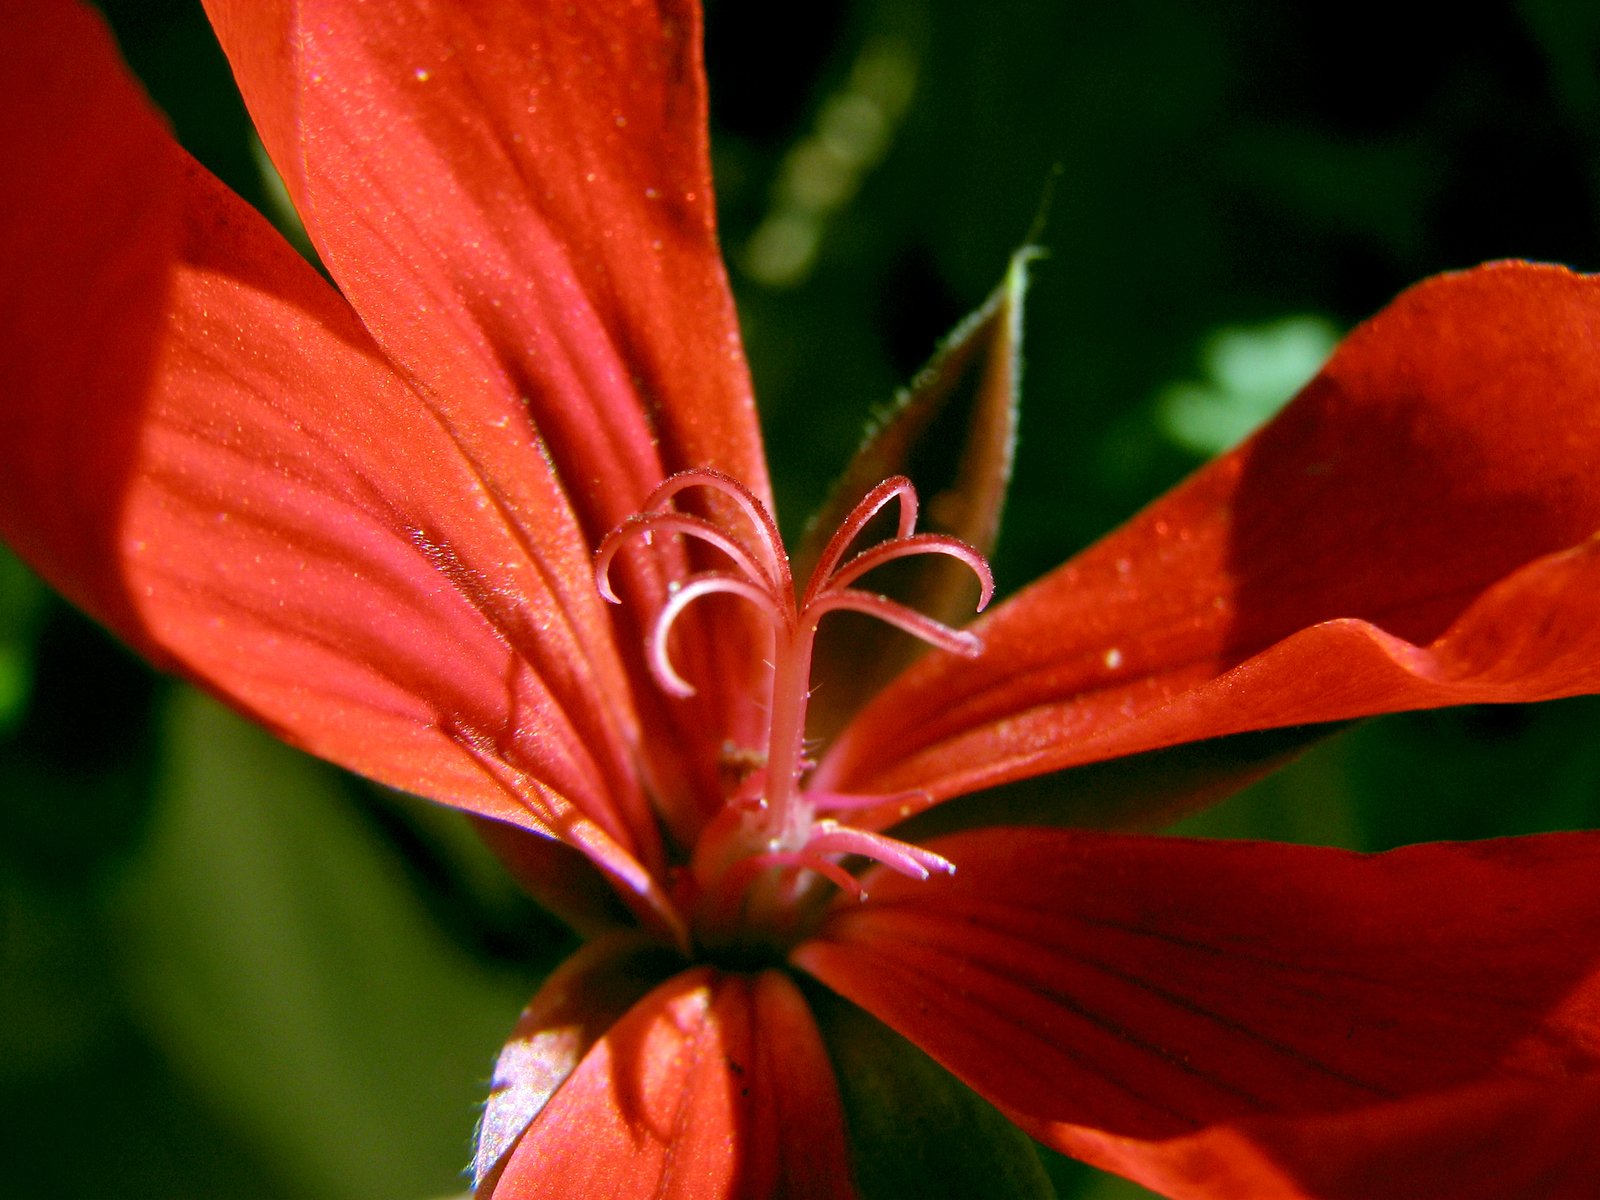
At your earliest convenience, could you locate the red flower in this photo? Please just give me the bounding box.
[7,2,1600,1197]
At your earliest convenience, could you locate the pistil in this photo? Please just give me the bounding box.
[596,469,992,946]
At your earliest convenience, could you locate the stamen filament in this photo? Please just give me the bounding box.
[803,475,919,608]
[806,589,985,657]
[826,532,996,607]
[803,821,957,880]
[596,511,777,601]
[648,573,784,697]
[748,851,864,899]
[595,469,991,944]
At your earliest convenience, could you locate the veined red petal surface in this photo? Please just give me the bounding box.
[0,0,181,623]
[202,0,769,525]
[0,4,676,919]
[474,935,688,1193]
[794,827,1600,1195]
[818,264,1600,819]
[1072,1076,1600,1200]
[489,967,855,1199]
[201,0,773,821]
[150,166,656,866]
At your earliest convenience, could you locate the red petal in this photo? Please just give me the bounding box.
[1063,1076,1600,1200]
[203,0,769,528]
[794,827,1600,1193]
[0,6,676,921]
[202,0,771,822]
[488,968,855,1199]
[818,264,1600,816]
[473,935,687,1193]
[0,0,182,619]
[147,172,655,868]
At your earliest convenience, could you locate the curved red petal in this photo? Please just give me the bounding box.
[203,0,770,822]
[794,827,1600,1192]
[851,535,1600,823]
[819,263,1600,815]
[474,934,687,1193]
[148,168,654,860]
[739,970,859,1199]
[1046,1076,1600,1200]
[203,0,768,526]
[0,0,181,621]
[488,967,854,1199]
[0,5,678,913]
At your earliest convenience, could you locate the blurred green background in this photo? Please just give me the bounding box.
[6,1,1600,1196]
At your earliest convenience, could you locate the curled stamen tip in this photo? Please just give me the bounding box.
[951,630,985,658]
[657,667,697,699]
[592,525,638,604]
[973,565,996,612]
[650,626,698,697]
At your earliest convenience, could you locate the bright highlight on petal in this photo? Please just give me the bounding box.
[487,968,854,1199]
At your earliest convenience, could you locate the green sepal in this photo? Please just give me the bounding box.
[799,247,1038,737]
[801,977,1057,1199]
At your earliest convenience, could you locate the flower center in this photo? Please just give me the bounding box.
[596,469,992,951]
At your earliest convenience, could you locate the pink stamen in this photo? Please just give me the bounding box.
[803,476,920,608]
[595,470,990,927]
[648,573,783,697]
[596,510,776,601]
[803,821,957,881]
[807,590,985,657]
[826,531,996,609]
[748,851,864,899]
